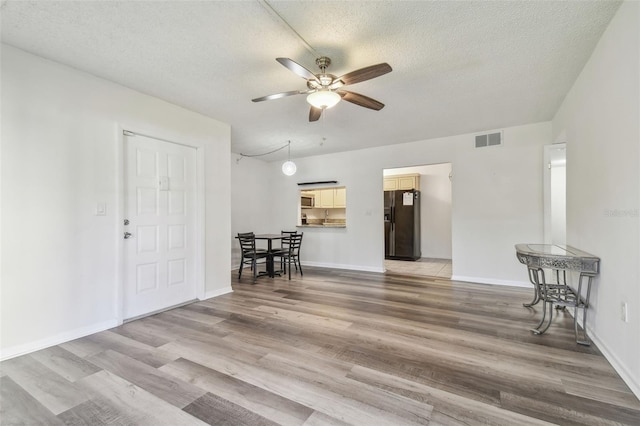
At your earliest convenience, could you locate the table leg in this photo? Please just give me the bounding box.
[266,240,274,277]
[575,273,593,346]
[524,267,544,307]
[530,268,554,335]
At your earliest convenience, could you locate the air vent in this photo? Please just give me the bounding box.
[475,131,502,148]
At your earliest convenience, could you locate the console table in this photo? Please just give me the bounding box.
[515,244,600,345]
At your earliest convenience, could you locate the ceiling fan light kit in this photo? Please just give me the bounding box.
[306,90,341,109]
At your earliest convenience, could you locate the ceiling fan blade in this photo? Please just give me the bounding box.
[252,90,304,102]
[335,63,392,86]
[337,90,385,110]
[309,106,322,122]
[276,58,320,83]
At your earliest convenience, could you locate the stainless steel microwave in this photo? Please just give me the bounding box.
[301,194,314,208]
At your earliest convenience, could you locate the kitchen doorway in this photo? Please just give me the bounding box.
[383,163,452,278]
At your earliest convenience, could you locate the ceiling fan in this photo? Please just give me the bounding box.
[252,56,392,122]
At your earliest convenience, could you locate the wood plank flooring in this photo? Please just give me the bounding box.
[2,267,639,425]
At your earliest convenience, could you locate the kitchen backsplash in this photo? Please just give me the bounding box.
[303,208,346,220]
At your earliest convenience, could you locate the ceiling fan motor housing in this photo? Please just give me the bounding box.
[307,74,336,90]
[315,56,331,71]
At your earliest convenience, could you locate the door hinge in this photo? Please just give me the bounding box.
[123,130,135,137]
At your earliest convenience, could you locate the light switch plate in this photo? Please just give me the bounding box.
[96,203,107,216]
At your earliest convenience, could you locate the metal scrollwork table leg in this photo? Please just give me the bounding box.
[525,266,593,346]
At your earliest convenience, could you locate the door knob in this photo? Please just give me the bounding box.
[124,232,133,239]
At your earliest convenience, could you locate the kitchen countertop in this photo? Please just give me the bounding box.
[297,224,346,228]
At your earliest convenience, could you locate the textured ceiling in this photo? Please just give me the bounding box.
[1,1,621,161]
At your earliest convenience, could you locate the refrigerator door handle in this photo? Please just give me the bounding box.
[390,206,394,229]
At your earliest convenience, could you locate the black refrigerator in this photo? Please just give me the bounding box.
[384,190,421,260]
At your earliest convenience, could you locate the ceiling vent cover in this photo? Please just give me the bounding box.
[475,131,503,148]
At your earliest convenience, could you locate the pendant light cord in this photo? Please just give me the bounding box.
[237,141,291,163]
[257,0,320,59]
[239,141,289,158]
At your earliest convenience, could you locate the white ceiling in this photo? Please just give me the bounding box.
[1,1,621,161]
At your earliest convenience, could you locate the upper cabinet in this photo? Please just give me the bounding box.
[333,187,346,208]
[300,187,346,208]
[319,188,334,208]
[384,173,420,191]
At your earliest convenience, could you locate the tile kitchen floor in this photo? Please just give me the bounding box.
[384,257,452,278]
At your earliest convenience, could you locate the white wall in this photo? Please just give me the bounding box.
[1,45,232,359]
[552,1,640,397]
[230,155,273,268]
[384,164,453,259]
[266,122,549,284]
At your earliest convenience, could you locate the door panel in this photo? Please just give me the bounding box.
[124,134,197,319]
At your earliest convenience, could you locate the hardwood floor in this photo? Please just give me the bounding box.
[2,267,639,425]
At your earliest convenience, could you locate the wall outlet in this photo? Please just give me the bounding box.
[620,302,628,322]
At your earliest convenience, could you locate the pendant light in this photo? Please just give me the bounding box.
[282,141,297,176]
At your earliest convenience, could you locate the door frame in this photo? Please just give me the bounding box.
[382,162,453,268]
[115,124,206,325]
[543,143,566,244]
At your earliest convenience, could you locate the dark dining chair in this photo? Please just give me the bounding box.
[277,230,297,270]
[237,232,268,282]
[273,232,303,280]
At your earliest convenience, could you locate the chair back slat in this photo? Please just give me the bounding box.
[237,233,257,252]
[288,233,303,254]
[279,230,295,248]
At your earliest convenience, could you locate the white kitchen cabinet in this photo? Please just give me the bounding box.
[383,178,398,191]
[334,187,346,207]
[300,186,346,210]
[384,173,420,191]
[319,188,334,208]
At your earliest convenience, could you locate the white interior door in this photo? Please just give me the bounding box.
[123,133,197,320]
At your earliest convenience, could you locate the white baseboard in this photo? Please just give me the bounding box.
[451,276,639,398]
[232,262,384,274]
[568,311,640,399]
[589,328,640,399]
[201,286,233,300]
[450,275,532,288]
[0,286,232,362]
[301,261,385,273]
[0,319,118,362]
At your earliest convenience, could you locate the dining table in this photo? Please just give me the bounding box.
[254,234,284,278]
